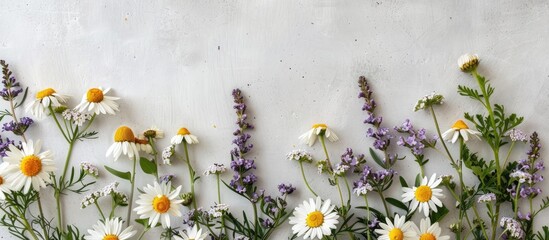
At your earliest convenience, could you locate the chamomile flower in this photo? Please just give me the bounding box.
[134,138,153,154]
[174,225,209,240]
[76,87,119,115]
[458,53,479,72]
[106,126,139,161]
[402,174,444,217]
[0,162,13,199]
[299,124,339,147]
[25,88,69,119]
[374,214,416,240]
[289,196,340,239]
[134,181,184,228]
[415,218,450,240]
[84,218,136,240]
[171,128,199,145]
[142,126,164,139]
[4,140,56,193]
[441,120,481,144]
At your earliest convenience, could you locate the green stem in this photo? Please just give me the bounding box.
[513,183,522,218]
[299,160,317,196]
[137,227,150,240]
[377,190,390,217]
[472,202,489,239]
[429,106,456,165]
[147,137,159,180]
[18,210,39,240]
[55,140,75,233]
[48,106,69,142]
[343,177,352,205]
[502,141,516,170]
[95,202,106,220]
[126,156,137,228]
[319,135,333,171]
[364,195,372,240]
[183,142,198,210]
[335,178,345,209]
[36,194,50,240]
[217,174,227,237]
[252,202,259,240]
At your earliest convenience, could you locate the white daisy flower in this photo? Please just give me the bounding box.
[142,126,164,139]
[458,53,479,72]
[25,88,69,119]
[415,218,450,240]
[84,217,136,240]
[402,174,444,217]
[174,225,209,240]
[106,126,139,161]
[289,196,340,239]
[0,162,13,199]
[299,124,339,147]
[134,138,153,154]
[171,128,199,145]
[133,181,183,228]
[441,120,481,144]
[4,140,56,193]
[374,214,417,240]
[75,87,119,115]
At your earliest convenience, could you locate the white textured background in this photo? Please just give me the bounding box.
[1,0,549,239]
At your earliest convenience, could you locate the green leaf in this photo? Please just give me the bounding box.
[104,165,131,181]
[369,148,385,168]
[415,173,421,186]
[399,176,408,188]
[386,197,408,211]
[430,204,449,223]
[139,157,157,175]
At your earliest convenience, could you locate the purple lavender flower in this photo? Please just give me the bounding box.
[394,119,436,156]
[159,174,175,183]
[508,132,544,199]
[0,60,24,101]
[2,117,33,136]
[0,136,19,157]
[277,183,296,195]
[260,218,274,228]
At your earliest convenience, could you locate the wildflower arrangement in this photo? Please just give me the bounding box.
[0,53,547,240]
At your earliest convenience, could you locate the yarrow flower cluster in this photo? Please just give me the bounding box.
[507,128,528,142]
[80,162,99,177]
[413,92,444,112]
[204,163,227,175]
[208,203,229,218]
[62,109,93,127]
[287,149,313,163]
[162,144,175,165]
[81,182,128,209]
[500,217,525,239]
[478,193,496,203]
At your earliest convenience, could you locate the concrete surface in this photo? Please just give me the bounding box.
[1,0,549,239]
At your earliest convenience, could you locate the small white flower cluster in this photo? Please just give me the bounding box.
[506,129,528,142]
[500,217,525,239]
[287,149,313,163]
[80,162,99,177]
[162,144,175,165]
[510,170,532,184]
[62,109,93,127]
[204,163,227,176]
[316,160,328,174]
[208,203,229,218]
[477,193,496,203]
[413,92,444,112]
[353,183,373,196]
[333,164,350,176]
[81,182,127,209]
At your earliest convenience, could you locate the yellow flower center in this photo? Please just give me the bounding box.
[415,185,433,202]
[305,211,324,228]
[102,235,119,240]
[388,228,404,240]
[420,233,436,240]
[113,126,135,142]
[451,120,469,130]
[312,123,327,129]
[0,176,4,185]
[86,88,104,103]
[152,195,171,213]
[36,88,56,99]
[20,155,42,177]
[177,128,191,135]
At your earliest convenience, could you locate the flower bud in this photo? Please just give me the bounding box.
[458,53,479,72]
